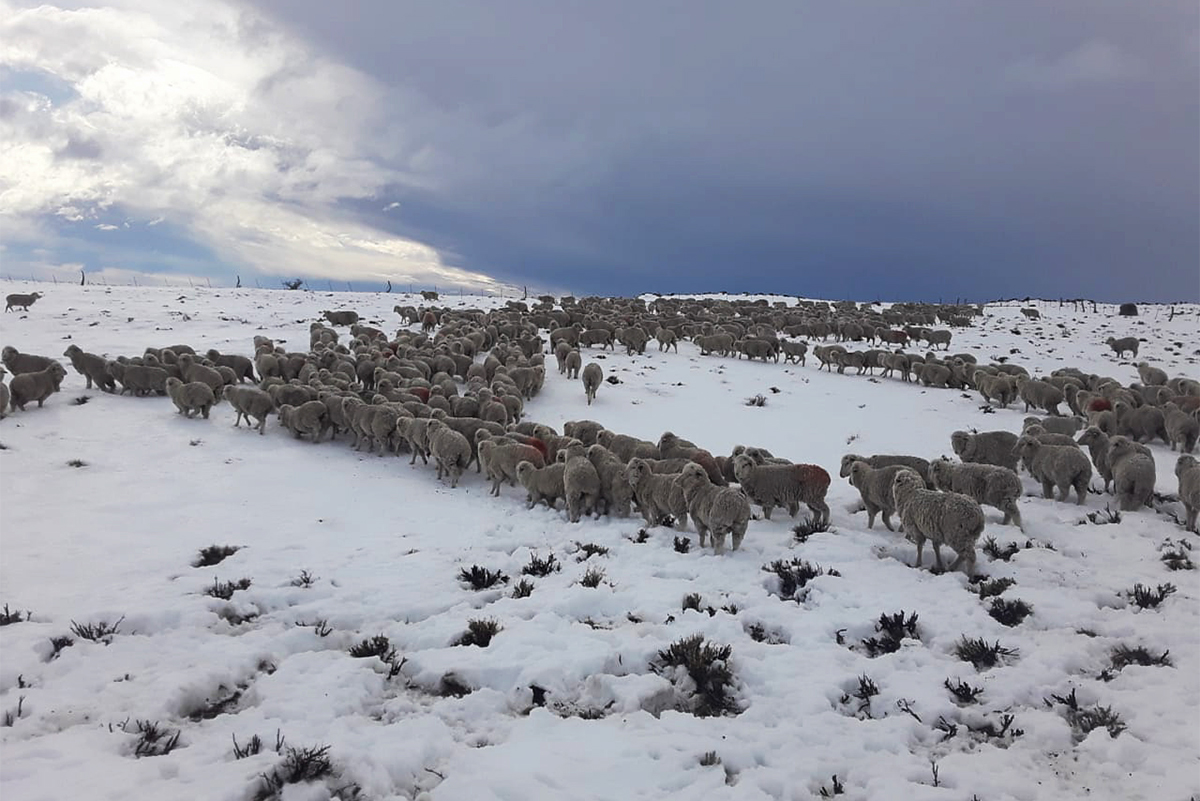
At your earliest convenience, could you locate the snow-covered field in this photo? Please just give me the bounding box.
[1,285,1197,801]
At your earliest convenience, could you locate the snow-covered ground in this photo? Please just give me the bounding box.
[1,285,1197,801]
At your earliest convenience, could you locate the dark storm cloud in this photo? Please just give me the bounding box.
[250,1,1198,300]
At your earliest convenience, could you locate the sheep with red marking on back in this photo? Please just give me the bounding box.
[733,455,830,526]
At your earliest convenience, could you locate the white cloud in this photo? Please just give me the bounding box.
[0,0,505,290]
[94,223,118,230]
[1003,40,1145,92]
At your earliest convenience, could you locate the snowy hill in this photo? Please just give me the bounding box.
[1,285,1197,801]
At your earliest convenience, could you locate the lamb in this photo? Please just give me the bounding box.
[1016,377,1064,416]
[165,377,216,419]
[5,292,43,312]
[2,346,55,376]
[890,471,984,574]
[1023,415,1083,437]
[928,458,1022,529]
[626,458,689,528]
[62,345,115,392]
[479,438,546,496]
[108,361,169,396]
[844,461,917,531]
[840,453,933,486]
[427,419,472,487]
[560,450,602,523]
[278,400,330,443]
[205,349,256,382]
[1107,436,1156,511]
[978,374,1018,407]
[224,385,273,434]
[1175,455,1200,533]
[177,354,224,400]
[582,362,603,406]
[1164,403,1199,453]
[0,368,8,420]
[7,362,66,410]
[1113,401,1169,445]
[950,430,1020,473]
[732,455,830,525]
[516,460,567,509]
[1013,435,1093,504]
[677,463,751,553]
[1105,336,1139,358]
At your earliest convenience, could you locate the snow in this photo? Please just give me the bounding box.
[1,285,1198,801]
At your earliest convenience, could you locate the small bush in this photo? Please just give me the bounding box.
[522,552,560,577]
[954,636,1018,670]
[988,597,1034,627]
[2,697,25,727]
[1044,688,1126,740]
[204,577,252,600]
[1081,506,1122,525]
[574,542,609,561]
[861,611,919,656]
[682,593,704,613]
[580,566,606,588]
[511,579,534,598]
[944,678,984,705]
[348,635,396,662]
[1109,644,1171,672]
[456,618,502,647]
[792,517,830,543]
[699,751,721,767]
[193,545,241,568]
[72,395,90,405]
[128,720,182,758]
[438,673,473,698]
[844,674,879,716]
[70,616,124,643]
[819,775,845,797]
[298,619,333,637]
[974,577,1015,598]
[968,713,1024,740]
[0,604,29,626]
[981,537,1020,562]
[289,570,317,588]
[651,634,738,717]
[744,394,766,407]
[632,529,651,544]
[458,565,509,590]
[232,733,263,759]
[257,745,334,799]
[1160,547,1195,571]
[1127,582,1176,610]
[66,459,87,468]
[673,536,691,554]
[48,635,74,659]
[763,558,839,600]
[658,514,677,528]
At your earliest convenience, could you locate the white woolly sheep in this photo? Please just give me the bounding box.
[206,349,256,382]
[2,346,54,376]
[1175,455,1199,533]
[561,451,601,522]
[5,292,43,312]
[1107,436,1156,511]
[928,458,1022,529]
[732,455,830,525]
[0,368,8,420]
[563,420,606,447]
[626,458,689,529]
[582,362,603,405]
[950,430,1020,473]
[845,460,919,531]
[1016,377,1064,416]
[479,439,546,496]
[63,345,115,392]
[166,377,216,419]
[278,400,330,443]
[978,374,1018,407]
[677,462,751,553]
[108,361,169,396]
[8,362,66,411]
[396,416,433,465]
[564,350,582,379]
[891,471,984,574]
[1164,403,1199,453]
[1136,361,1167,387]
[224,385,273,434]
[597,430,659,462]
[1023,415,1083,437]
[586,444,634,517]
[427,419,472,487]
[1113,401,1169,446]
[1014,435,1092,504]
[516,460,567,509]
[1105,336,1139,358]
[658,431,725,485]
[177,354,224,400]
[1076,425,1150,493]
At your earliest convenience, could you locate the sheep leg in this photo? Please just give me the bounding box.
[711,531,727,554]
[731,525,746,551]
[1041,479,1054,499]
[931,542,946,573]
[913,534,925,567]
[865,504,878,529]
[761,504,773,521]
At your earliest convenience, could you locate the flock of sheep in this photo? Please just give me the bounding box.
[3,291,1199,566]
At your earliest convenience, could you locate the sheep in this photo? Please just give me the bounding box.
[561,451,602,522]
[516,460,567,509]
[396,416,433,464]
[1164,403,1199,453]
[322,310,360,326]
[659,431,725,485]
[0,368,8,420]
[479,438,546,496]
[1014,435,1093,504]
[586,444,635,517]
[7,362,66,411]
[1,346,54,376]
[427,419,472,487]
[166,377,216,419]
[1023,415,1083,437]
[1021,424,1082,449]
[597,430,659,462]
[564,350,582,380]
[677,462,751,553]
[62,345,116,392]
[697,333,734,357]
[1134,361,1167,387]
[918,362,951,388]
[732,454,830,525]
[582,362,603,406]
[1105,336,1139,358]
[1016,377,1064,416]
[890,471,984,574]
[657,329,679,353]
[626,458,689,528]
[205,349,256,382]
[5,292,44,312]
[950,430,1020,473]
[278,400,330,443]
[840,453,933,487]
[177,354,224,400]
[928,458,1022,529]
[1175,455,1200,532]
[355,405,401,455]
[1076,425,1150,493]
[224,385,273,434]
[1020,307,1040,319]
[978,374,1018,407]
[1107,436,1156,511]
[1113,401,1169,445]
[108,361,169,397]
[563,420,606,447]
[845,461,917,531]
[780,339,808,365]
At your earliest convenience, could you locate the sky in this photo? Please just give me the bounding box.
[1,0,1197,302]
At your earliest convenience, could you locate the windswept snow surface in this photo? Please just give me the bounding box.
[1,286,1197,801]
